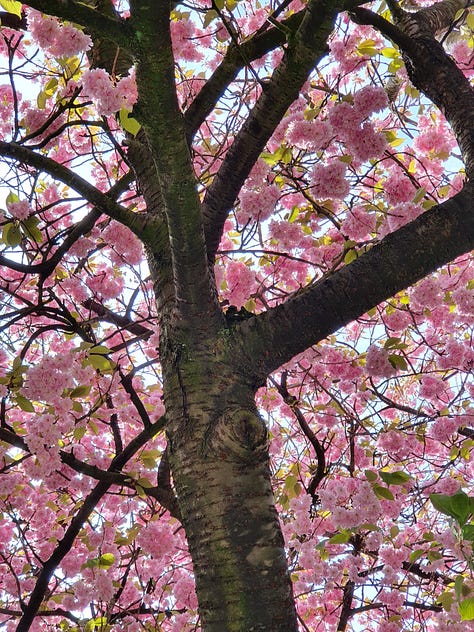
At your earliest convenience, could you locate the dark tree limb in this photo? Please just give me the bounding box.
[183,11,305,141]
[201,0,343,262]
[83,298,153,339]
[0,11,27,30]
[232,183,474,381]
[129,1,222,326]
[16,416,166,631]
[0,426,180,518]
[0,141,152,237]
[18,0,133,47]
[271,372,326,498]
[0,171,134,278]
[413,0,474,33]
[352,3,474,178]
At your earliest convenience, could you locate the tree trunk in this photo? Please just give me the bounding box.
[161,333,298,631]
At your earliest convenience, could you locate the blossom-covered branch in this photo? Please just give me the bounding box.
[201,0,353,261]
[0,141,150,235]
[22,0,133,46]
[234,184,474,379]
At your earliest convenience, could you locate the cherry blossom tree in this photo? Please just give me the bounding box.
[0,0,473,630]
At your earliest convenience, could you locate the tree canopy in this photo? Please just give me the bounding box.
[0,0,474,630]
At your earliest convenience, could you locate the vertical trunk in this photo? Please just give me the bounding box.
[162,339,298,632]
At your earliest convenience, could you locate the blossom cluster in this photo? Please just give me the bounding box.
[328,86,389,161]
[6,198,31,220]
[28,9,92,57]
[81,68,138,116]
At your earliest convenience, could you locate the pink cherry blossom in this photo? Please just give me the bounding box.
[6,199,31,220]
[310,160,350,199]
[365,344,397,378]
[341,205,376,241]
[353,85,389,119]
[286,118,334,151]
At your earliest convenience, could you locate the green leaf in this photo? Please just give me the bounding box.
[373,485,394,500]
[455,575,465,601]
[73,426,87,440]
[437,589,454,611]
[344,249,358,264]
[384,337,401,350]
[388,59,403,73]
[409,548,425,563]
[462,523,474,542]
[284,474,301,499]
[83,345,115,373]
[89,345,111,355]
[467,12,474,31]
[453,492,472,526]
[381,47,399,58]
[261,145,291,166]
[338,154,353,164]
[430,491,472,525]
[98,552,115,568]
[388,353,408,371]
[412,187,427,203]
[15,394,35,412]
[328,531,351,544]
[136,477,154,489]
[135,484,147,499]
[6,191,19,205]
[85,616,109,632]
[379,470,412,486]
[0,0,22,18]
[140,449,161,469]
[44,77,58,94]
[364,469,378,482]
[287,207,299,223]
[118,106,141,136]
[72,400,83,413]
[3,223,22,247]
[87,354,114,372]
[357,41,378,56]
[21,217,42,243]
[69,384,91,398]
[37,91,47,110]
[459,597,474,620]
[203,9,218,28]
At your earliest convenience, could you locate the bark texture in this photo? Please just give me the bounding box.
[161,346,297,630]
[2,1,474,630]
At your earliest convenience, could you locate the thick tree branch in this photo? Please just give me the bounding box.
[129,1,221,326]
[0,172,134,278]
[414,0,474,33]
[83,298,153,339]
[0,426,180,518]
[23,0,133,48]
[17,416,166,632]
[201,0,349,263]
[0,141,155,238]
[59,450,181,518]
[183,11,305,141]
[0,11,27,29]
[352,4,474,178]
[233,184,474,381]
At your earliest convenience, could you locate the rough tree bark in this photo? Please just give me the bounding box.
[1,0,474,630]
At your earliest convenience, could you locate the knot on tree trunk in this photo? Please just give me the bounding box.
[204,408,269,463]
